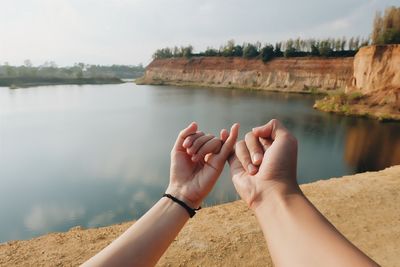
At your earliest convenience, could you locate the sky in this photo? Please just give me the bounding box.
[0,0,398,66]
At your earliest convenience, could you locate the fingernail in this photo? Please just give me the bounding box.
[253,153,263,164]
[192,155,198,162]
[248,164,257,174]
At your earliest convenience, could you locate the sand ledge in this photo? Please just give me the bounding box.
[1,166,399,267]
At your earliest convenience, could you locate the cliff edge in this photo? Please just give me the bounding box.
[138,57,353,93]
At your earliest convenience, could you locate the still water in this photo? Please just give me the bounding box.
[0,83,399,242]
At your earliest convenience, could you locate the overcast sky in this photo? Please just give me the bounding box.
[0,0,398,66]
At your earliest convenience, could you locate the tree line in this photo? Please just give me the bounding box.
[152,37,370,62]
[0,61,145,79]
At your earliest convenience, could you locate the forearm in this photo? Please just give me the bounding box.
[83,197,189,267]
[254,189,378,267]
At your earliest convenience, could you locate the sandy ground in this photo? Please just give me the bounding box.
[1,166,399,267]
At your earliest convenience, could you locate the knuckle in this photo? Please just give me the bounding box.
[179,129,186,137]
[187,147,195,154]
[236,139,245,147]
[244,132,253,140]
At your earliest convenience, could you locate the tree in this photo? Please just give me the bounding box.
[340,37,347,51]
[182,45,193,58]
[318,40,333,57]
[334,38,341,51]
[348,37,354,50]
[204,47,218,56]
[261,44,274,62]
[222,40,235,57]
[243,43,259,58]
[152,48,173,59]
[294,38,301,51]
[274,42,283,57]
[310,44,320,56]
[371,6,400,44]
[173,46,182,57]
[354,37,360,50]
[233,45,243,57]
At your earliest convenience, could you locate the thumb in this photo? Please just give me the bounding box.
[208,123,240,167]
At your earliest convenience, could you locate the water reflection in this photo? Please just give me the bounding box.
[24,204,85,232]
[345,120,400,172]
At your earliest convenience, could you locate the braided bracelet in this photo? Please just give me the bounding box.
[163,193,201,218]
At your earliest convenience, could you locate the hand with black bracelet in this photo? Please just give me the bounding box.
[166,122,239,209]
[83,122,239,267]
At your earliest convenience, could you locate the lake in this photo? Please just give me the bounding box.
[0,82,399,243]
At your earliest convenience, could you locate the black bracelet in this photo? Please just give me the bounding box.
[163,193,201,218]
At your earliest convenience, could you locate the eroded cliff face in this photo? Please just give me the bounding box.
[347,45,400,108]
[315,45,400,120]
[351,44,400,94]
[140,57,354,93]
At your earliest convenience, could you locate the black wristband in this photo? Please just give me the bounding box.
[163,193,201,218]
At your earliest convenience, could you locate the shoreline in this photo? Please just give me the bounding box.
[1,165,400,266]
[137,80,400,121]
[0,77,125,89]
[135,78,331,95]
[314,93,400,121]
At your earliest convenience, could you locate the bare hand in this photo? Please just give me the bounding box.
[229,119,300,209]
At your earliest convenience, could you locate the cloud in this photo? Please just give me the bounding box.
[0,0,397,65]
[24,204,85,232]
[88,211,116,228]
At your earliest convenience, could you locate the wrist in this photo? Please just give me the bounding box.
[165,185,202,209]
[250,182,302,212]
